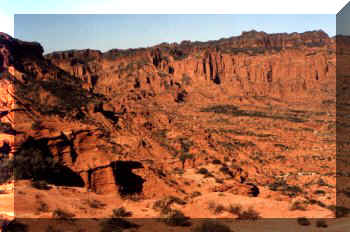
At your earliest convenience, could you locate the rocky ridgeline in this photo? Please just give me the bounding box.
[45,30,335,100]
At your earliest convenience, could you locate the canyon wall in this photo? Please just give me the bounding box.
[0,30,337,197]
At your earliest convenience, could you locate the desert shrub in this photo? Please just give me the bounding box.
[173,167,184,175]
[192,221,232,232]
[314,189,326,196]
[297,217,311,226]
[191,191,202,198]
[162,209,191,227]
[180,137,193,152]
[158,71,168,78]
[179,153,194,168]
[285,185,303,195]
[308,199,326,208]
[208,201,225,215]
[268,180,302,197]
[121,193,143,202]
[153,196,186,216]
[212,159,222,165]
[214,204,225,215]
[228,204,242,215]
[170,49,189,61]
[237,208,260,220]
[317,178,329,187]
[37,201,49,212]
[219,166,233,177]
[175,90,187,103]
[268,180,288,191]
[168,196,187,205]
[88,199,106,209]
[290,201,307,211]
[181,74,192,86]
[153,199,172,215]
[197,168,209,175]
[204,172,214,178]
[52,208,75,220]
[200,105,239,114]
[112,207,132,217]
[316,219,328,228]
[274,144,289,151]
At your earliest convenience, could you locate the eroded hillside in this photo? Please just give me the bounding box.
[0,30,338,224]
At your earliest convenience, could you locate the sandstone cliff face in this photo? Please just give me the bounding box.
[0,31,336,202]
[45,30,335,102]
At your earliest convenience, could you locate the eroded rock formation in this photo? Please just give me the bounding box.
[0,30,336,201]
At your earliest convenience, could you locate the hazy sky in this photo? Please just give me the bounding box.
[14,14,335,54]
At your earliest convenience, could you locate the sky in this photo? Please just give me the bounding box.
[14,14,336,54]
[0,0,347,54]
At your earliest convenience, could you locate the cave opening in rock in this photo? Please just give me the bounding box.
[14,137,85,187]
[112,161,145,196]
